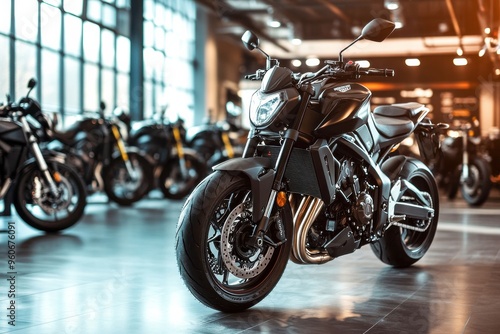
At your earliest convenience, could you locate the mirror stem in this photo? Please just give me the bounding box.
[255,47,271,70]
[339,36,362,64]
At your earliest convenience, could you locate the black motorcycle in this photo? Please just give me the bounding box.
[187,118,246,171]
[49,103,153,206]
[128,108,206,200]
[485,128,500,186]
[0,79,87,232]
[436,118,491,206]
[175,18,446,312]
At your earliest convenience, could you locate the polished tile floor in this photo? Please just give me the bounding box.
[1,188,500,334]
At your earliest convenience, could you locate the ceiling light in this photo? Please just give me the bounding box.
[456,47,463,56]
[291,59,302,67]
[495,69,500,76]
[453,58,467,66]
[267,20,281,28]
[405,58,420,66]
[305,58,320,67]
[385,0,400,10]
[485,27,491,34]
[479,46,486,57]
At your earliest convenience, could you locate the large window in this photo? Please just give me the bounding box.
[143,0,196,125]
[0,0,196,125]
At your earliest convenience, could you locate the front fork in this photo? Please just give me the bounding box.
[172,126,188,178]
[461,130,469,182]
[20,117,60,197]
[246,86,312,248]
[111,125,138,181]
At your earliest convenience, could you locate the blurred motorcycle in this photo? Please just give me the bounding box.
[0,79,87,232]
[49,102,153,206]
[186,118,246,171]
[435,118,491,206]
[128,107,206,199]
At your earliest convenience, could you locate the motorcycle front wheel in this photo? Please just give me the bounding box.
[460,157,492,207]
[103,152,153,206]
[14,161,87,232]
[371,159,439,268]
[175,171,293,312]
[158,153,206,200]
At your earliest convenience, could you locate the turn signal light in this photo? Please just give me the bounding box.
[276,191,287,207]
[53,172,62,182]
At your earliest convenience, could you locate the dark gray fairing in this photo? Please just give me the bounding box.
[261,66,293,93]
[257,139,338,205]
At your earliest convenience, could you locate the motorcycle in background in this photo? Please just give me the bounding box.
[0,79,87,232]
[176,19,446,312]
[128,107,206,200]
[484,127,500,186]
[435,117,491,206]
[187,117,246,171]
[48,102,153,206]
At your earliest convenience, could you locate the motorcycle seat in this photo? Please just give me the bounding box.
[52,127,80,145]
[372,114,413,138]
[373,102,426,118]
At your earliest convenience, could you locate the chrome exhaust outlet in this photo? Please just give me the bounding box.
[290,195,333,264]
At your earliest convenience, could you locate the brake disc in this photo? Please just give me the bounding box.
[220,202,274,279]
[32,174,73,214]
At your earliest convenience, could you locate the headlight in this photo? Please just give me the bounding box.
[249,91,284,127]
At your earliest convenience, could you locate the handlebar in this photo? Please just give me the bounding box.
[358,67,395,77]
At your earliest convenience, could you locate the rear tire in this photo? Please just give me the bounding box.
[371,159,439,268]
[175,171,292,312]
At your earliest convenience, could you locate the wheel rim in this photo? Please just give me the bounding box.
[205,188,284,293]
[399,174,436,252]
[21,169,81,223]
[462,164,481,196]
[163,158,201,195]
[110,158,145,199]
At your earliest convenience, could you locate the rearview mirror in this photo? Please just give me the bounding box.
[360,18,395,42]
[27,78,37,89]
[241,30,259,51]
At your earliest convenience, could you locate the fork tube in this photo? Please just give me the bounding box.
[461,128,469,180]
[111,125,137,180]
[172,126,188,178]
[20,116,60,196]
[251,88,312,245]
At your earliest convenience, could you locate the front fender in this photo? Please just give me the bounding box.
[214,157,275,222]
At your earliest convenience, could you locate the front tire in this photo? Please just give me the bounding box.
[175,171,292,312]
[371,160,439,268]
[103,152,153,206]
[14,161,87,232]
[460,157,492,206]
[158,153,206,200]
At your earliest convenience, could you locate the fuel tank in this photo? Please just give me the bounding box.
[0,120,26,145]
[314,82,371,138]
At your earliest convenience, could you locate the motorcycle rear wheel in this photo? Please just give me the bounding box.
[460,157,492,207]
[103,152,153,206]
[14,161,87,232]
[371,160,439,268]
[175,171,292,312]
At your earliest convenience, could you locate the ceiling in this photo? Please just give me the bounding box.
[195,0,500,66]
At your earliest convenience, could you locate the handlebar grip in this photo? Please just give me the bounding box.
[363,68,395,77]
